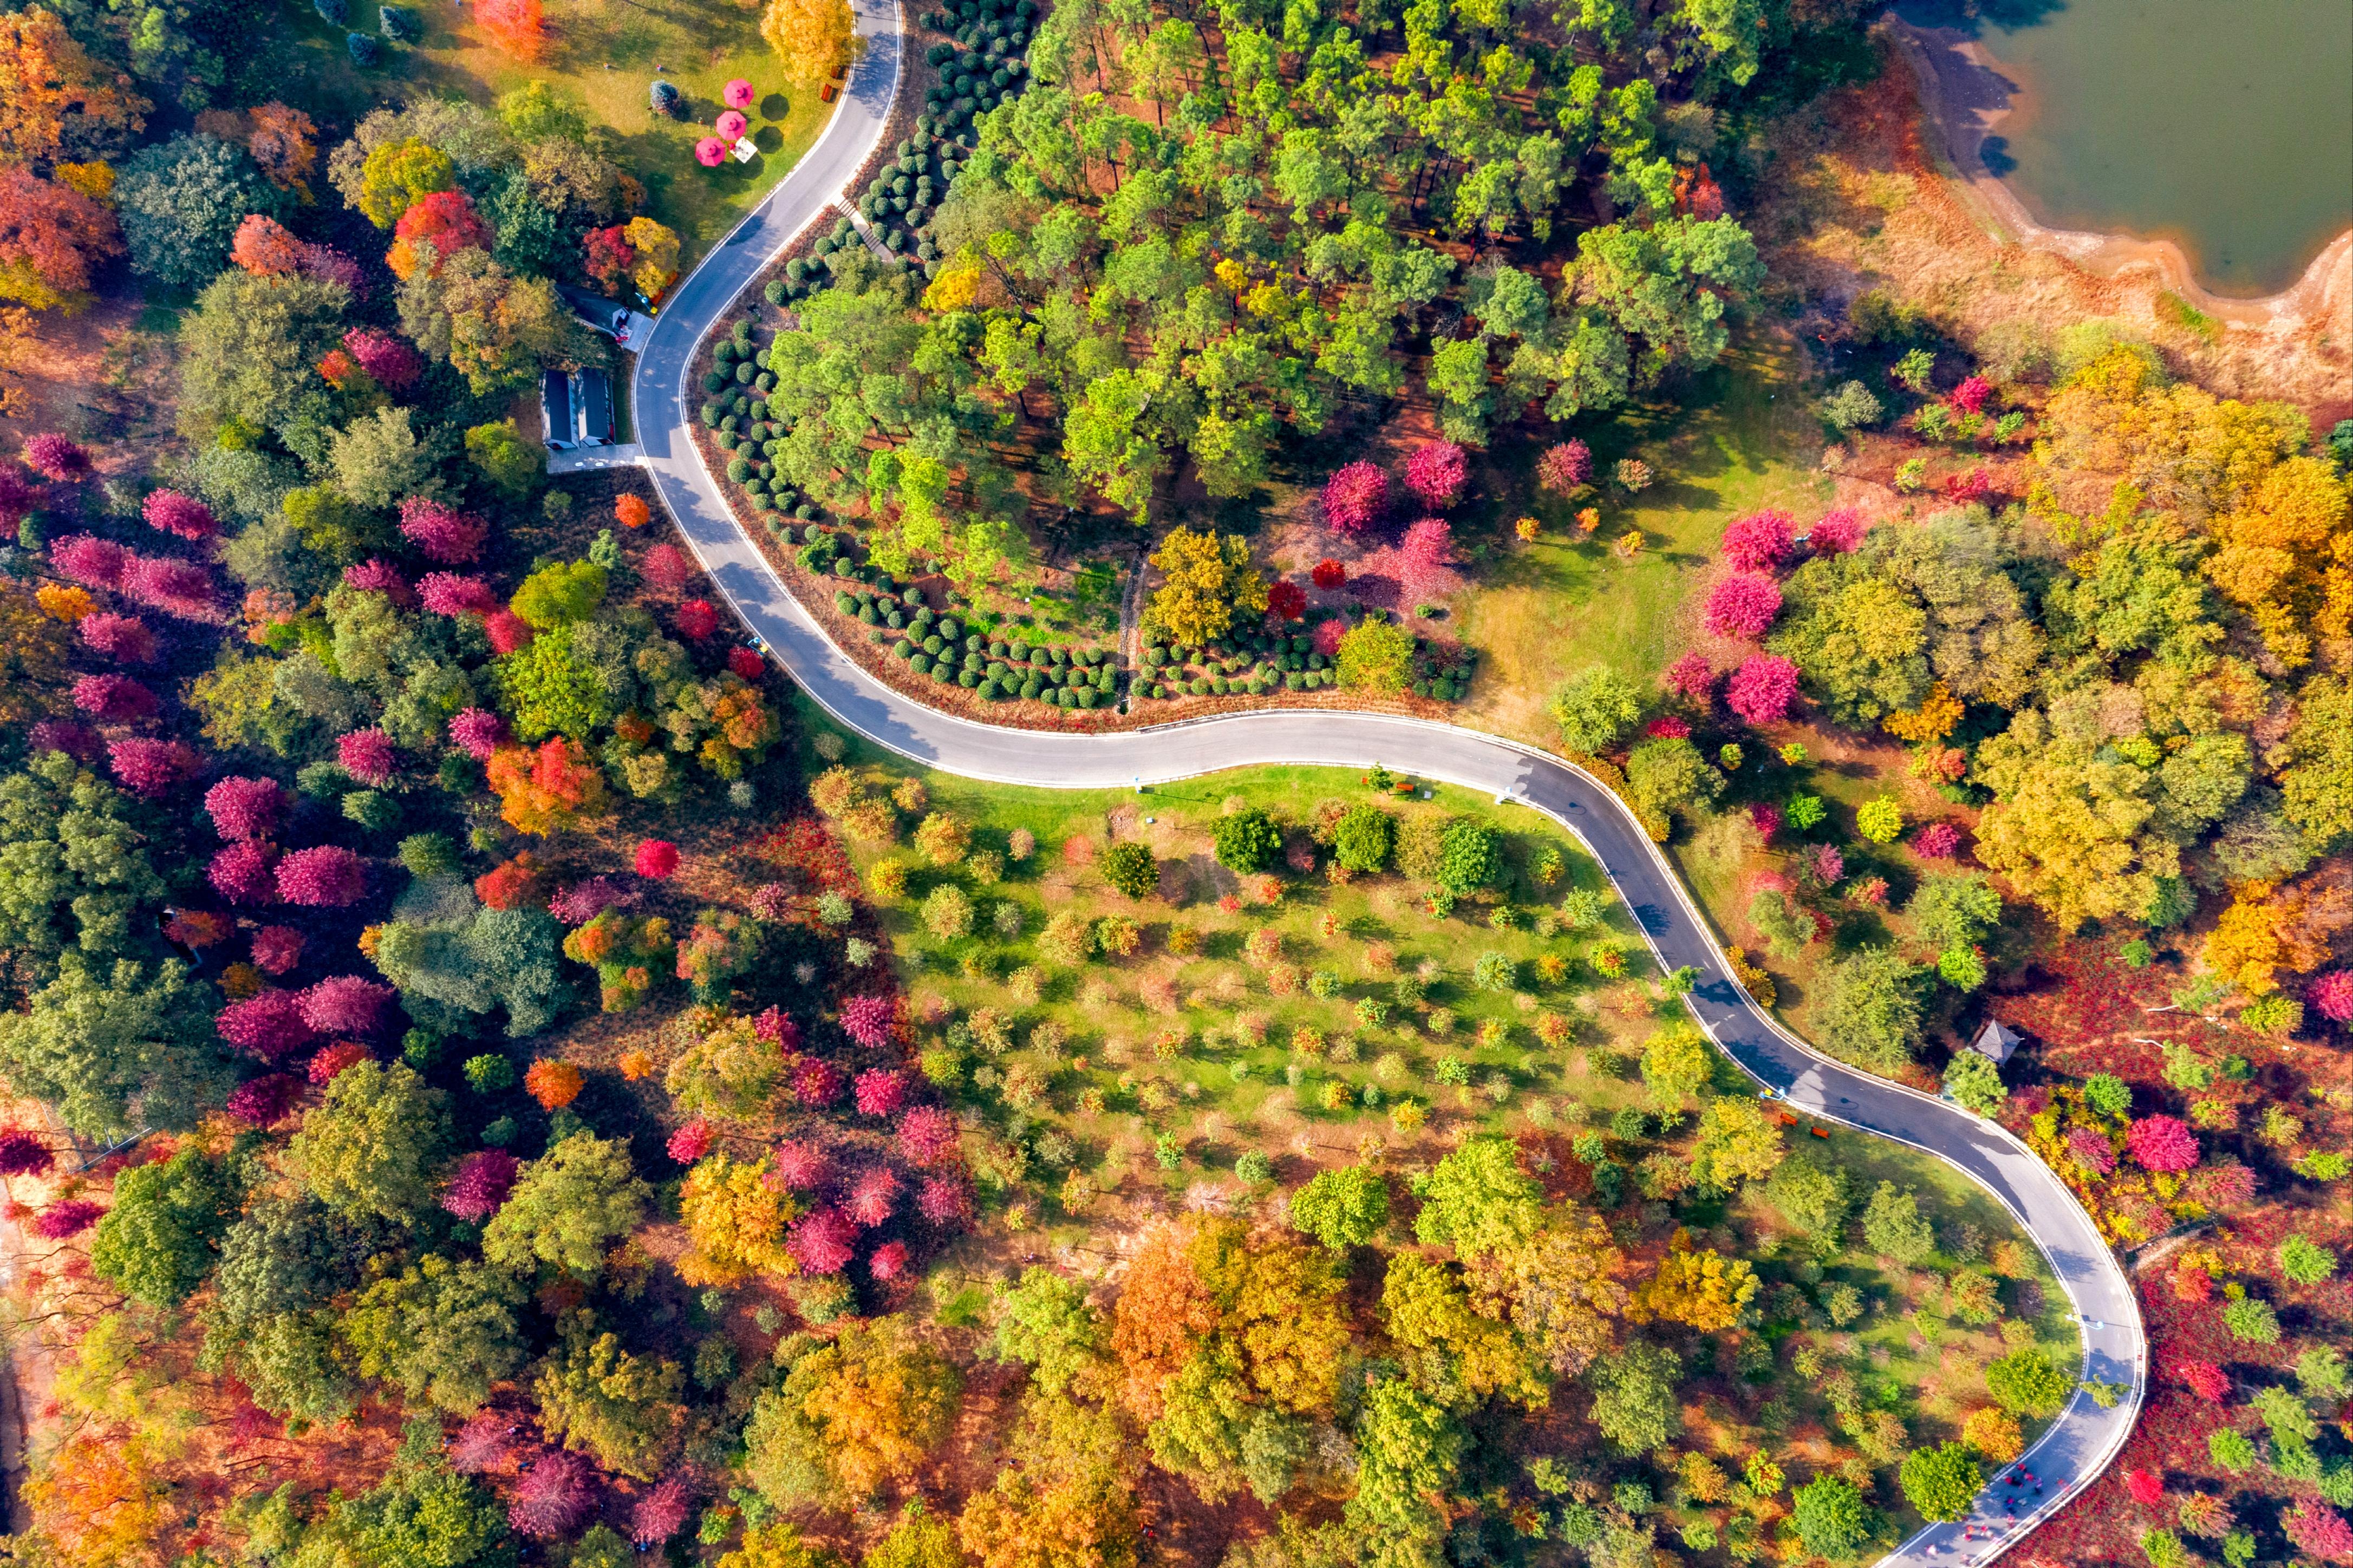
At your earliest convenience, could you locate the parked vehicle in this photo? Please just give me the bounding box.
[539,370,576,450]
[573,368,615,446]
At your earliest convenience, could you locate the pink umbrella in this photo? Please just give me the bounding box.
[715,109,748,142]
[695,136,727,167]
[724,78,755,109]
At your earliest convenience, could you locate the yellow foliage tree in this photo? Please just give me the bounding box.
[959,1395,1142,1568]
[623,215,680,299]
[1626,1234,1758,1331]
[1462,1211,1627,1377]
[1145,526,1266,648]
[2203,888,2285,995]
[678,1152,800,1285]
[1961,1405,2023,1463]
[1882,680,1964,745]
[760,0,853,79]
[1687,1097,1785,1192]
[1381,1251,1547,1408]
[792,1315,963,1495]
[2202,455,2353,669]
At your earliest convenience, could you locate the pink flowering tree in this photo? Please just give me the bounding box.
[31,722,100,763]
[1808,509,1867,554]
[217,991,317,1060]
[1320,461,1389,535]
[840,995,894,1049]
[634,839,680,878]
[0,1127,55,1177]
[336,729,397,786]
[298,976,395,1037]
[854,1068,906,1118]
[1704,573,1783,639]
[2175,1360,2230,1401]
[250,925,304,974]
[870,1239,910,1280]
[209,840,282,904]
[79,613,156,663]
[108,737,197,798]
[1747,802,1783,842]
[443,1149,522,1222]
[846,1166,900,1226]
[1912,822,1963,860]
[420,573,500,616]
[23,433,90,481]
[35,1200,104,1239]
[1663,652,1715,708]
[1535,441,1592,495]
[276,845,369,907]
[344,327,423,390]
[770,1139,829,1190]
[72,673,159,721]
[508,1449,599,1539]
[118,555,214,619]
[205,776,285,840]
[895,1105,958,1167]
[631,1479,692,1547]
[788,1207,856,1273]
[2127,1114,2200,1173]
[1394,518,1456,603]
[141,489,220,543]
[1725,655,1800,726]
[2283,1500,2353,1562]
[917,1175,970,1223]
[667,1119,714,1165]
[342,559,414,604]
[50,534,126,588]
[1403,441,1468,509]
[447,708,508,760]
[550,877,626,926]
[447,1412,513,1474]
[793,1057,843,1106]
[397,496,490,564]
[1720,509,1796,573]
[2309,970,2353,1024]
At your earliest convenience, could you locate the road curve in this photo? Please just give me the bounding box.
[625,19,2143,1562]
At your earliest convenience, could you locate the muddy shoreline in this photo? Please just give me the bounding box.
[1885,16,2353,330]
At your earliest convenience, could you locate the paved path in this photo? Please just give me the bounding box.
[622,12,2144,1559]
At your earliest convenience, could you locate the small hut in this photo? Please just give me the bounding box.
[1970,1017,2024,1066]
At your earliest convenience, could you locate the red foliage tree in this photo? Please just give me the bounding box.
[275,845,369,907]
[508,1448,599,1539]
[141,489,219,543]
[474,852,543,911]
[854,1068,905,1118]
[640,543,694,596]
[118,553,213,618]
[917,1175,969,1224]
[71,672,157,721]
[1320,461,1389,535]
[1913,822,1963,860]
[1536,440,1592,495]
[448,1411,514,1474]
[33,1199,103,1238]
[24,433,89,481]
[229,214,304,277]
[667,1119,714,1165]
[0,168,123,303]
[342,558,414,604]
[308,1039,370,1083]
[1725,655,1799,726]
[216,990,317,1059]
[31,721,100,765]
[634,839,680,879]
[0,1127,55,1178]
[846,1165,899,1226]
[840,996,894,1049]
[2126,1115,2199,1173]
[792,1057,843,1106]
[770,1139,827,1190]
[107,736,195,798]
[388,190,492,279]
[2283,1500,2353,1562]
[1950,375,1992,416]
[398,496,490,564]
[630,1478,691,1547]
[2175,1360,2230,1402]
[1311,558,1346,590]
[420,572,499,616]
[1266,580,1306,622]
[787,1206,856,1274]
[1704,572,1783,639]
[1403,441,1467,509]
[49,533,123,587]
[1663,652,1715,708]
[205,775,285,840]
[894,1106,957,1168]
[2308,969,2353,1024]
[475,0,547,59]
[78,612,156,663]
[225,1073,301,1125]
[208,840,281,905]
[581,225,634,292]
[250,925,304,974]
[2124,1469,2163,1507]
[674,598,718,641]
[727,645,765,678]
[442,1149,522,1223]
[869,1239,909,1279]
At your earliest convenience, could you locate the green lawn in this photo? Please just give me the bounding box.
[253,0,832,270]
[1451,337,1836,746]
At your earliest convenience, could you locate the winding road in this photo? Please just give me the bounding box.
[625,16,2145,1560]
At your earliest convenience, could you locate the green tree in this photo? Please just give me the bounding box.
[1550,667,1644,754]
[481,1132,650,1279]
[1625,736,1722,825]
[288,1059,450,1225]
[496,619,637,741]
[535,1309,687,1480]
[340,1252,526,1415]
[509,560,608,630]
[1213,809,1282,874]
[992,1266,1109,1397]
[116,132,276,291]
[1984,1347,2073,1416]
[1100,840,1159,899]
[1587,1339,1681,1455]
[1435,819,1501,895]
[1411,1137,1541,1259]
[1335,621,1416,694]
[1791,1475,1872,1557]
[1907,872,2003,954]
[1553,218,1762,409]
[200,1195,371,1425]
[0,953,225,1141]
[317,1420,517,1567]
[1288,1164,1390,1249]
[1860,1182,1937,1264]
[1747,888,1815,964]
[1944,1053,2006,1115]
[175,269,351,441]
[1763,1149,1851,1244]
[1816,947,1927,1072]
[89,1144,240,1307]
[1343,1378,1463,1566]
[1331,806,1394,873]
[1899,1442,1982,1523]
[330,403,440,508]
[2278,1234,2336,1285]
[465,418,545,496]
[0,750,167,985]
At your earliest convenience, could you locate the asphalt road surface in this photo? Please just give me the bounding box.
[624,15,2145,1558]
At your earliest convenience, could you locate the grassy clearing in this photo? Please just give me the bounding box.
[1450,338,1835,746]
[256,0,831,266]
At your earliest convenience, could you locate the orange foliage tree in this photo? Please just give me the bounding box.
[615,493,651,530]
[485,739,609,835]
[387,189,492,280]
[525,1058,584,1110]
[476,0,548,60]
[0,8,148,168]
[23,1429,177,1566]
[229,213,304,276]
[245,102,320,197]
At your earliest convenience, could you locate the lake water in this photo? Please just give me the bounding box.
[1901,0,2353,296]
